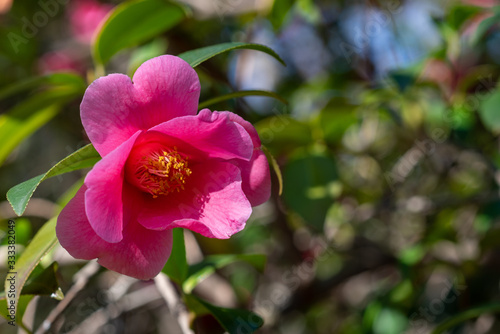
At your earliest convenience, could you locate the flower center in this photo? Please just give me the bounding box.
[131,147,192,198]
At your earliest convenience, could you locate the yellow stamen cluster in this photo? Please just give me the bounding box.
[135,148,192,198]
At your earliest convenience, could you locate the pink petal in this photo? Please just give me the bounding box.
[215,110,262,147]
[84,131,141,243]
[150,110,253,162]
[233,149,271,206]
[138,161,252,239]
[81,55,200,156]
[200,110,270,205]
[56,185,173,280]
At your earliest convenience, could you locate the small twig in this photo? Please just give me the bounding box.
[34,260,100,334]
[154,273,194,334]
[67,282,160,334]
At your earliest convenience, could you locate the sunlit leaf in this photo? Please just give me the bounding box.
[7,144,100,216]
[183,254,266,293]
[162,228,188,284]
[93,0,188,65]
[4,217,58,318]
[178,42,286,68]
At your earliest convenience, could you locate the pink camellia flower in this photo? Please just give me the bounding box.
[67,0,113,44]
[56,55,271,280]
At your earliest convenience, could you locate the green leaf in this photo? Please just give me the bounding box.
[93,0,188,65]
[262,146,283,196]
[162,228,188,284]
[269,0,294,29]
[21,262,60,296]
[0,82,86,165]
[198,90,288,109]
[479,90,500,134]
[0,294,34,330]
[178,42,286,68]
[4,217,58,318]
[183,254,266,293]
[7,144,101,216]
[191,295,264,334]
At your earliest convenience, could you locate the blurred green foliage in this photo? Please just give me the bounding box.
[1,0,500,333]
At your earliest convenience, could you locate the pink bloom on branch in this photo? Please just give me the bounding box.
[56,55,271,280]
[38,50,85,75]
[68,0,113,44]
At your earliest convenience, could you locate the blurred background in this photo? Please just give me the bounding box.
[2,0,500,333]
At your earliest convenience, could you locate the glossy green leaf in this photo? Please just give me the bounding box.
[162,228,188,284]
[479,90,500,133]
[191,295,264,334]
[198,90,287,109]
[7,144,101,216]
[183,254,266,293]
[178,42,286,68]
[0,81,86,165]
[4,217,58,318]
[93,0,187,65]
